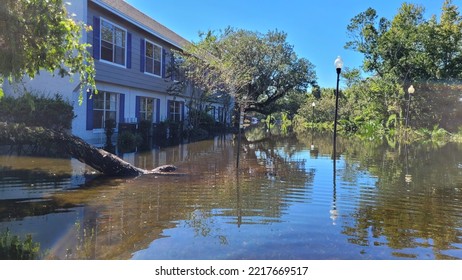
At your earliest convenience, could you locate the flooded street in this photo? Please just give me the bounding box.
[1,133,462,259]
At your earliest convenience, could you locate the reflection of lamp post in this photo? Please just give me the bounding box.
[405,85,415,129]
[236,95,247,169]
[333,56,343,158]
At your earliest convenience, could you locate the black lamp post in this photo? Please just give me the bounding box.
[405,85,415,129]
[333,56,343,158]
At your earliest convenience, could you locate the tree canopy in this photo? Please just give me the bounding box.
[0,0,96,103]
[179,28,317,114]
[345,0,462,84]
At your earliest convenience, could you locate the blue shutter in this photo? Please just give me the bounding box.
[166,100,171,120]
[135,96,141,121]
[181,101,185,122]
[127,33,132,69]
[156,99,161,123]
[140,39,145,72]
[161,48,166,78]
[93,17,100,60]
[119,94,125,124]
[86,91,94,130]
[171,53,175,81]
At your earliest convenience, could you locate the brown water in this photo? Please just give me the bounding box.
[1,133,462,259]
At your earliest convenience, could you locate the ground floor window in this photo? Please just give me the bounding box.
[207,105,216,120]
[218,107,224,123]
[93,91,118,129]
[139,97,155,122]
[168,100,183,122]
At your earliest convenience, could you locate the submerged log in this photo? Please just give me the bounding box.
[0,122,175,177]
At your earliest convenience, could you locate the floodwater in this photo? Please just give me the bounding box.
[1,132,462,260]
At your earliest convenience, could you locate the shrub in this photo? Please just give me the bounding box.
[0,229,40,260]
[0,91,75,130]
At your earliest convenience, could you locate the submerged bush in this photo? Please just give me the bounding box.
[0,229,40,260]
[0,91,75,130]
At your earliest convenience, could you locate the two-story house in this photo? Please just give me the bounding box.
[4,0,230,145]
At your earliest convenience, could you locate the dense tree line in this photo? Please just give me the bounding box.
[295,0,462,139]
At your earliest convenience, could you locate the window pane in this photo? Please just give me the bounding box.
[93,110,104,129]
[145,57,153,74]
[101,21,113,42]
[115,28,125,47]
[146,43,153,58]
[93,94,105,109]
[154,60,161,76]
[108,93,117,110]
[106,111,116,122]
[153,45,161,60]
[101,41,113,62]
[114,46,125,65]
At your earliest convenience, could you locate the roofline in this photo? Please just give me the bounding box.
[90,0,185,49]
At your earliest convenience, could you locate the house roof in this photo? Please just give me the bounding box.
[91,0,190,49]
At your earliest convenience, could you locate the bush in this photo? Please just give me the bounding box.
[0,91,75,130]
[0,229,40,260]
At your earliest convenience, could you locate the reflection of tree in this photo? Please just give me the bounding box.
[41,134,316,259]
[336,138,462,259]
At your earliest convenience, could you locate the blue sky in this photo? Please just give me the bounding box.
[125,0,460,88]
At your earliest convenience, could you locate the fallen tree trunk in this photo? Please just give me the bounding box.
[0,122,148,177]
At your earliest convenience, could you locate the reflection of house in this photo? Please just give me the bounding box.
[4,0,230,145]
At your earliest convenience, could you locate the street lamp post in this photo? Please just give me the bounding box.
[333,56,343,158]
[311,101,316,127]
[405,85,415,129]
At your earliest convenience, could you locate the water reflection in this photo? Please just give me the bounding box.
[0,133,461,259]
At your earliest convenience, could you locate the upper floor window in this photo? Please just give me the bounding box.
[101,19,126,66]
[145,40,162,76]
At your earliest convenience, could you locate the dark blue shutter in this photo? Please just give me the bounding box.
[171,53,175,81]
[119,94,125,124]
[135,96,141,121]
[161,48,166,78]
[93,17,100,60]
[167,100,171,120]
[140,39,145,72]
[156,99,161,123]
[86,91,94,130]
[127,33,132,69]
[181,101,185,121]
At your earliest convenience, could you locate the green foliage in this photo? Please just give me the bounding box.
[0,0,96,103]
[0,91,75,130]
[0,229,40,260]
[180,28,316,115]
[117,131,142,152]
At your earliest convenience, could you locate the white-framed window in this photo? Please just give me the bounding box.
[100,18,126,66]
[93,91,118,129]
[168,100,183,122]
[145,40,162,76]
[139,97,155,122]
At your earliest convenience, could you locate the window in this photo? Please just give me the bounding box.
[100,19,126,66]
[139,97,155,122]
[207,105,216,120]
[93,91,118,129]
[218,107,224,123]
[168,100,183,122]
[145,40,162,76]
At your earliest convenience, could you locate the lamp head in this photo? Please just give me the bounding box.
[312,102,316,107]
[408,85,415,94]
[334,56,343,71]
